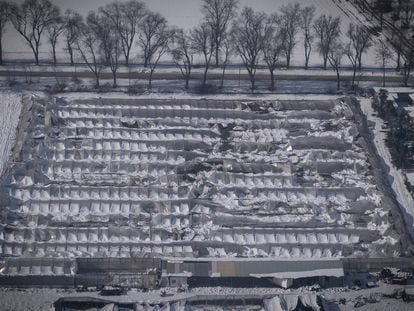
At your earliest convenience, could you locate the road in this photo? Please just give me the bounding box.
[0,68,412,83]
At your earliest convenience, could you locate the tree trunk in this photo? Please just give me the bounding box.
[68,43,74,66]
[382,60,386,87]
[34,42,40,65]
[215,46,219,67]
[148,70,154,89]
[202,65,208,87]
[336,69,340,90]
[248,71,255,91]
[403,64,410,86]
[95,74,100,88]
[304,42,310,69]
[286,54,291,69]
[30,43,39,65]
[185,76,189,89]
[112,71,117,88]
[396,49,401,71]
[220,65,226,89]
[357,55,362,70]
[0,32,3,65]
[351,66,357,89]
[270,70,275,91]
[125,50,130,66]
[105,52,111,67]
[323,56,328,70]
[52,43,57,66]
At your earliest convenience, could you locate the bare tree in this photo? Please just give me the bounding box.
[0,1,12,64]
[376,0,393,29]
[401,47,414,86]
[262,15,284,90]
[75,23,104,88]
[220,37,231,89]
[401,0,414,29]
[389,0,414,71]
[191,22,215,87]
[375,39,393,87]
[86,11,112,66]
[138,11,171,89]
[327,42,344,91]
[345,42,358,89]
[279,3,301,69]
[314,15,341,70]
[10,0,60,65]
[346,23,372,70]
[87,7,123,87]
[46,15,64,65]
[171,29,195,89]
[108,32,121,88]
[63,10,82,66]
[201,0,239,67]
[391,36,403,72]
[99,0,146,65]
[231,7,266,90]
[300,5,315,69]
[138,11,167,68]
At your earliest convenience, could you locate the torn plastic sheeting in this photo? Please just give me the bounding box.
[263,294,320,311]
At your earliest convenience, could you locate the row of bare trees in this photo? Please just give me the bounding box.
[0,0,402,90]
[349,0,414,85]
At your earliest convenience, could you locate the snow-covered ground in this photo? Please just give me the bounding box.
[1,0,392,68]
[0,281,413,311]
[360,97,414,240]
[0,93,22,177]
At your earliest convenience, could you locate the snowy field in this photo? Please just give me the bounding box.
[2,0,387,68]
[0,93,22,177]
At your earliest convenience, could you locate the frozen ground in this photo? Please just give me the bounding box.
[0,93,22,177]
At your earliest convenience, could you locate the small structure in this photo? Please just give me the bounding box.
[163,258,344,289]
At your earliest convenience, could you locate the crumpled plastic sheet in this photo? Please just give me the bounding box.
[263,294,319,311]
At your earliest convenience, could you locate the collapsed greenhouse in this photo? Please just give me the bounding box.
[0,94,412,288]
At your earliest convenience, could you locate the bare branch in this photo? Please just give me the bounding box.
[313,14,341,70]
[10,0,60,65]
[231,7,266,90]
[201,0,238,67]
